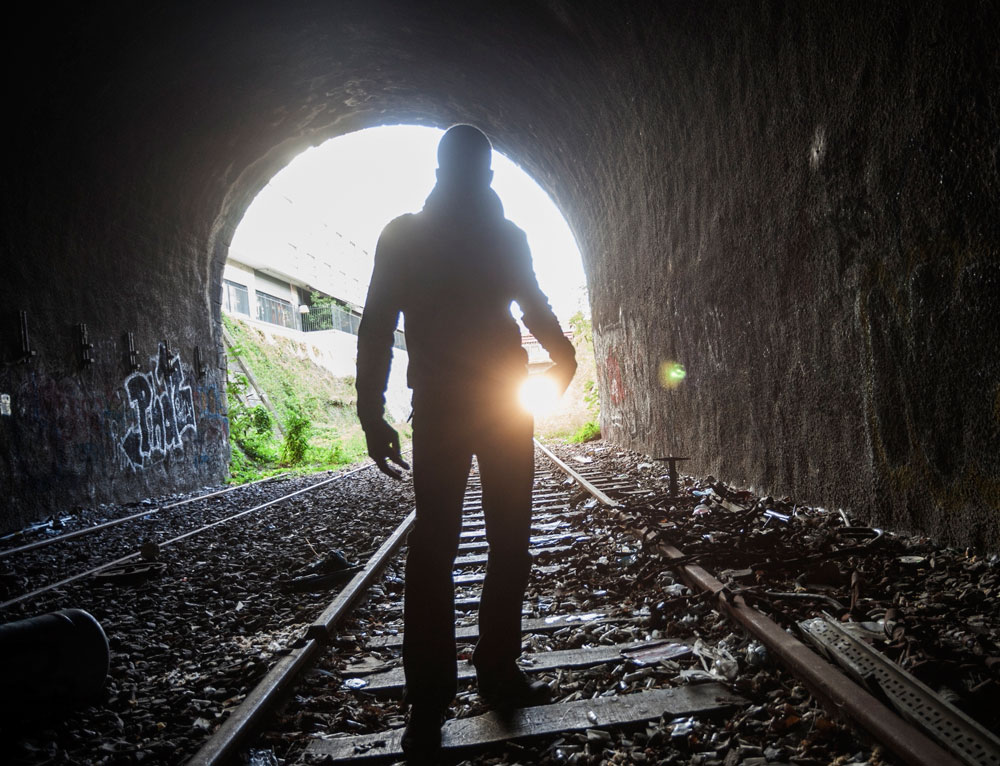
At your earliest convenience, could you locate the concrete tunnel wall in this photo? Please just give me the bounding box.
[0,1,998,549]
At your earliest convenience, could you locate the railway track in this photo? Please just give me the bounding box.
[0,466,387,611]
[188,443,990,766]
[3,442,997,765]
[1,463,416,765]
[0,473,289,561]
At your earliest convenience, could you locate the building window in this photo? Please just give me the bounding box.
[223,279,250,316]
[335,305,362,335]
[256,291,295,329]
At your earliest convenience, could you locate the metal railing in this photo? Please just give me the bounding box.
[303,304,406,350]
[256,292,296,329]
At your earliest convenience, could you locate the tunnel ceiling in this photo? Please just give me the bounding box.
[12,0,606,266]
[3,1,1000,549]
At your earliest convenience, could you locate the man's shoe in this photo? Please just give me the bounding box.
[400,706,445,760]
[477,665,551,712]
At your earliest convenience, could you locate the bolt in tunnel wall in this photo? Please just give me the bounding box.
[0,76,232,529]
[0,1,998,549]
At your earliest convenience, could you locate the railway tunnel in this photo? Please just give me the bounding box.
[1,0,999,552]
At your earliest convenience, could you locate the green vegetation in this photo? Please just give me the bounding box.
[223,315,377,482]
[568,309,593,348]
[280,410,312,465]
[223,306,601,482]
[227,375,278,463]
[568,420,601,443]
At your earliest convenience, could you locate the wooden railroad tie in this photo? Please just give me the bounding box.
[306,684,745,762]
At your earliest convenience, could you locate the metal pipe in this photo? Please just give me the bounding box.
[0,608,109,718]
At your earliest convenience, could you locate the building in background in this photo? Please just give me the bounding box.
[222,180,413,417]
[223,177,568,421]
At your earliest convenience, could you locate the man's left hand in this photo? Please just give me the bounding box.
[364,419,410,480]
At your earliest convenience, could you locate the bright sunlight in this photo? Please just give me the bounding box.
[518,374,561,416]
[223,125,597,482]
[231,124,588,324]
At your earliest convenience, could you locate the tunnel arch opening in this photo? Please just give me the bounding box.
[218,123,594,466]
[224,125,588,328]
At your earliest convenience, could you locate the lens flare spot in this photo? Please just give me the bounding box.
[659,361,686,389]
[518,374,560,416]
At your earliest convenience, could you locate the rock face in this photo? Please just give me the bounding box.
[1,1,997,547]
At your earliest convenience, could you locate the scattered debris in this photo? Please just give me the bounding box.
[5,441,998,766]
[92,560,167,585]
[0,468,415,764]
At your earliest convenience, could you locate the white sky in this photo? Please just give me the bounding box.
[232,124,588,322]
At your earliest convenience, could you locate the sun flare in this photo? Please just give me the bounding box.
[518,374,561,416]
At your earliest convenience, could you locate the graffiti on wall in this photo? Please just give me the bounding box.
[118,343,198,470]
[604,349,626,405]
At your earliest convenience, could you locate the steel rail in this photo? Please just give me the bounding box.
[535,442,962,766]
[188,447,553,764]
[532,438,622,508]
[0,464,375,611]
[0,473,290,560]
[187,509,416,766]
[655,540,961,766]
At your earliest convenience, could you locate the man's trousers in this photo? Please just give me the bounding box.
[402,392,534,711]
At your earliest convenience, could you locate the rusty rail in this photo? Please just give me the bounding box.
[191,442,961,766]
[656,539,961,766]
[533,440,962,766]
[0,473,290,561]
[1,464,378,611]
[186,509,416,766]
[532,438,622,508]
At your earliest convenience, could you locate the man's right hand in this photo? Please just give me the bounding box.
[549,360,577,397]
[364,419,410,480]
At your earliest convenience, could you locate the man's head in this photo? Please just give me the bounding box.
[437,124,493,187]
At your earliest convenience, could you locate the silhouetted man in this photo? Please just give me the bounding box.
[356,124,576,758]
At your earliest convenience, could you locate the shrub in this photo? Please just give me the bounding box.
[568,420,601,443]
[249,405,272,433]
[226,376,279,462]
[228,442,255,483]
[222,314,384,480]
[281,411,312,465]
[326,440,349,465]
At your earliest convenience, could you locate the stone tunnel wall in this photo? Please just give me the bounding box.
[0,1,997,549]
[0,0,596,532]
[581,2,1000,549]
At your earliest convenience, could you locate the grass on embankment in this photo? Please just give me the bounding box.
[223,315,410,482]
[223,311,599,483]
